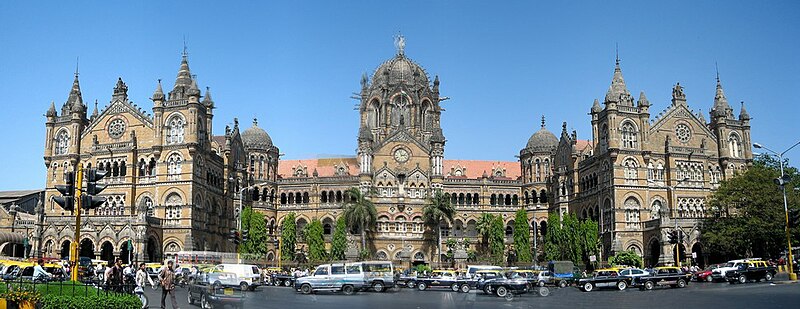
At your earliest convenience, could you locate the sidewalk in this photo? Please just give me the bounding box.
[772,272,798,284]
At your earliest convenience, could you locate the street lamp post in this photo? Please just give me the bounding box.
[754,141,800,281]
[9,205,17,258]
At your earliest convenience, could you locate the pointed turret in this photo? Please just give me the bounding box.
[168,50,194,100]
[711,76,732,118]
[152,79,165,101]
[433,75,440,93]
[739,101,750,121]
[604,59,633,106]
[591,99,602,114]
[46,101,57,117]
[202,87,214,108]
[637,91,650,107]
[187,76,201,97]
[66,73,84,110]
[91,100,99,118]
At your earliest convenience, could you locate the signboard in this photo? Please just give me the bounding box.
[691,252,697,259]
[589,255,596,262]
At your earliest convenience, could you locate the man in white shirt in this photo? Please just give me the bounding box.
[33,259,52,281]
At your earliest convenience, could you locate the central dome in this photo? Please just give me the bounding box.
[526,117,558,152]
[241,118,273,150]
[371,54,430,87]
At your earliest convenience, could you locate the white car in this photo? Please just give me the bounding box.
[619,268,650,278]
[711,259,748,281]
[211,264,262,290]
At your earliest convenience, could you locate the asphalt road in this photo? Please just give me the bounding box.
[143,280,800,309]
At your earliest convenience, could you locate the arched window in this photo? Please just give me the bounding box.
[490,194,497,205]
[539,190,547,203]
[621,121,638,148]
[728,133,742,158]
[166,114,185,144]
[651,200,662,219]
[165,193,183,225]
[167,154,182,180]
[142,197,155,217]
[624,197,641,228]
[149,158,157,176]
[55,130,70,155]
[624,158,638,184]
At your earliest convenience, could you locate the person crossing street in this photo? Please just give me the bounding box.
[158,260,179,309]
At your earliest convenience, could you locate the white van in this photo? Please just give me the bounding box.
[356,261,395,292]
[212,264,262,290]
[466,265,503,279]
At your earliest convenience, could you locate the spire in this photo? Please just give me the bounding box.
[637,91,650,107]
[739,101,750,120]
[711,74,732,118]
[92,99,99,118]
[202,86,214,108]
[66,72,84,109]
[170,47,194,99]
[591,98,602,113]
[152,79,165,101]
[188,75,201,97]
[46,100,57,117]
[604,55,633,105]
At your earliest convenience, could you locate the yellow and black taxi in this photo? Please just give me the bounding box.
[462,269,506,293]
[632,266,692,290]
[576,268,632,292]
[416,270,461,291]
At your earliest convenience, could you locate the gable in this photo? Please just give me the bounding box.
[649,104,717,150]
[81,98,154,139]
[376,128,430,153]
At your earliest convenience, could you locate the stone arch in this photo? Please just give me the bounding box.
[646,237,661,267]
[100,240,115,262]
[60,239,71,259]
[79,238,96,259]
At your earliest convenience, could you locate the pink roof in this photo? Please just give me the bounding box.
[278,157,359,178]
[443,159,520,179]
[277,157,521,179]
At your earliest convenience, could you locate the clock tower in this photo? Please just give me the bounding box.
[356,36,446,204]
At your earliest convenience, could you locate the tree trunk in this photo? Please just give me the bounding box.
[437,224,442,265]
[361,225,366,259]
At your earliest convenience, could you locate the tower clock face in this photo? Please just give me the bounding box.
[394,148,410,163]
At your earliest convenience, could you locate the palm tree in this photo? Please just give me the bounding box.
[342,187,377,255]
[476,213,494,254]
[423,189,456,264]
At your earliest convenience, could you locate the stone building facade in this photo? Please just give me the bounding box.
[36,41,750,266]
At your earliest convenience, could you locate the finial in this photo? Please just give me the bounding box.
[253,117,258,126]
[182,35,188,58]
[75,56,79,77]
[394,33,406,56]
[715,62,720,84]
[615,43,619,66]
[541,115,546,129]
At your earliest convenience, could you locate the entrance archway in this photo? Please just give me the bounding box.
[100,241,114,262]
[120,241,131,264]
[79,239,95,259]
[60,240,71,259]
[147,237,160,262]
[691,243,704,268]
[648,239,660,267]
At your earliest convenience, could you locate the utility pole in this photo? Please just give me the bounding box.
[70,165,84,282]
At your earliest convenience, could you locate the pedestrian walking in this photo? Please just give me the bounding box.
[136,263,156,309]
[158,260,180,309]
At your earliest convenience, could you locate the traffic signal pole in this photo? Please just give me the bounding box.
[70,165,83,282]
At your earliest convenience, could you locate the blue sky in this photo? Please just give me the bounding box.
[0,1,798,190]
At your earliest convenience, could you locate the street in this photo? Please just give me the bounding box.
[143,280,800,309]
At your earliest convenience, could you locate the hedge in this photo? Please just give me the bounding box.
[40,294,141,309]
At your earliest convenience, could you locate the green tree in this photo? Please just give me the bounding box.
[701,155,800,261]
[423,189,456,264]
[609,250,643,268]
[476,213,494,255]
[513,209,532,263]
[489,215,505,265]
[330,216,347,261]
[304,218,327,262]
[281,212,297,261]
[342,187,377,254]
[544,212,599,266]
[240,207,268,257]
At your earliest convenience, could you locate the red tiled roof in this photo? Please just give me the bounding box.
[443,159,520,179]
[277,158,521,179]
[278,157,359,178]
[575,140,593,154]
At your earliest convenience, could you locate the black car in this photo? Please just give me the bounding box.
[481,274,548,298]
[397,274,418,288]
[415,271,461,291]
[271,273,295,287]
[465,270,506,293]
[726,262,777,284]
[576,269,633,292]
[632,267,691,290]
[188,273,246,309]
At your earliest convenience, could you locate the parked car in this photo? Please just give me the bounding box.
[466,265,503,279]
[711,259,750,281]
[397,273,418,288]
[271,273,295,287]
[462,269,505,293]
[693,264,723,282]
[482,272,548,298]
[357,261,395,292]
[619,268,650,279]
[209,264,262,291]
[187,271,245,309]
[294,263,367,295]
[416,270,462,291]
[725,261,777,284]
[632,267,692,290]
[548,261,580,288]
[576,269,632,292]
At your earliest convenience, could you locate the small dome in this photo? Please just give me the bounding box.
[241,118,273,150]
[526,117,558,152]
[371,54,429,87]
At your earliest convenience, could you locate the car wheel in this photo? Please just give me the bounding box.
[644,281,655,290]
[495,286,508,298]
[765,273,774,281]
[373,281,385,292]
[284,280,292,287]
[460,284,470,293]
[738,275,747,284]
[677,279,687,288]
[300,284,312,295]
[450,283,460,292]
[558,280,568,288]
[583,282,593,292]
[342,285,355,295]
[406,281,416,289]
[484,285,492,294]
[275,279,282,286]
[201,294,214,309]
[706,276,713,282]
[187,291,194,305]
[617,281,627,291]
[538,286,550,297]
[240,282,248,291]
[417,282,427,291]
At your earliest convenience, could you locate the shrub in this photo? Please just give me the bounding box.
[40,294,141,309]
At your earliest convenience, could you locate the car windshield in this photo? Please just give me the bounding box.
[363,263,391,272]
[725,262,735,267]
